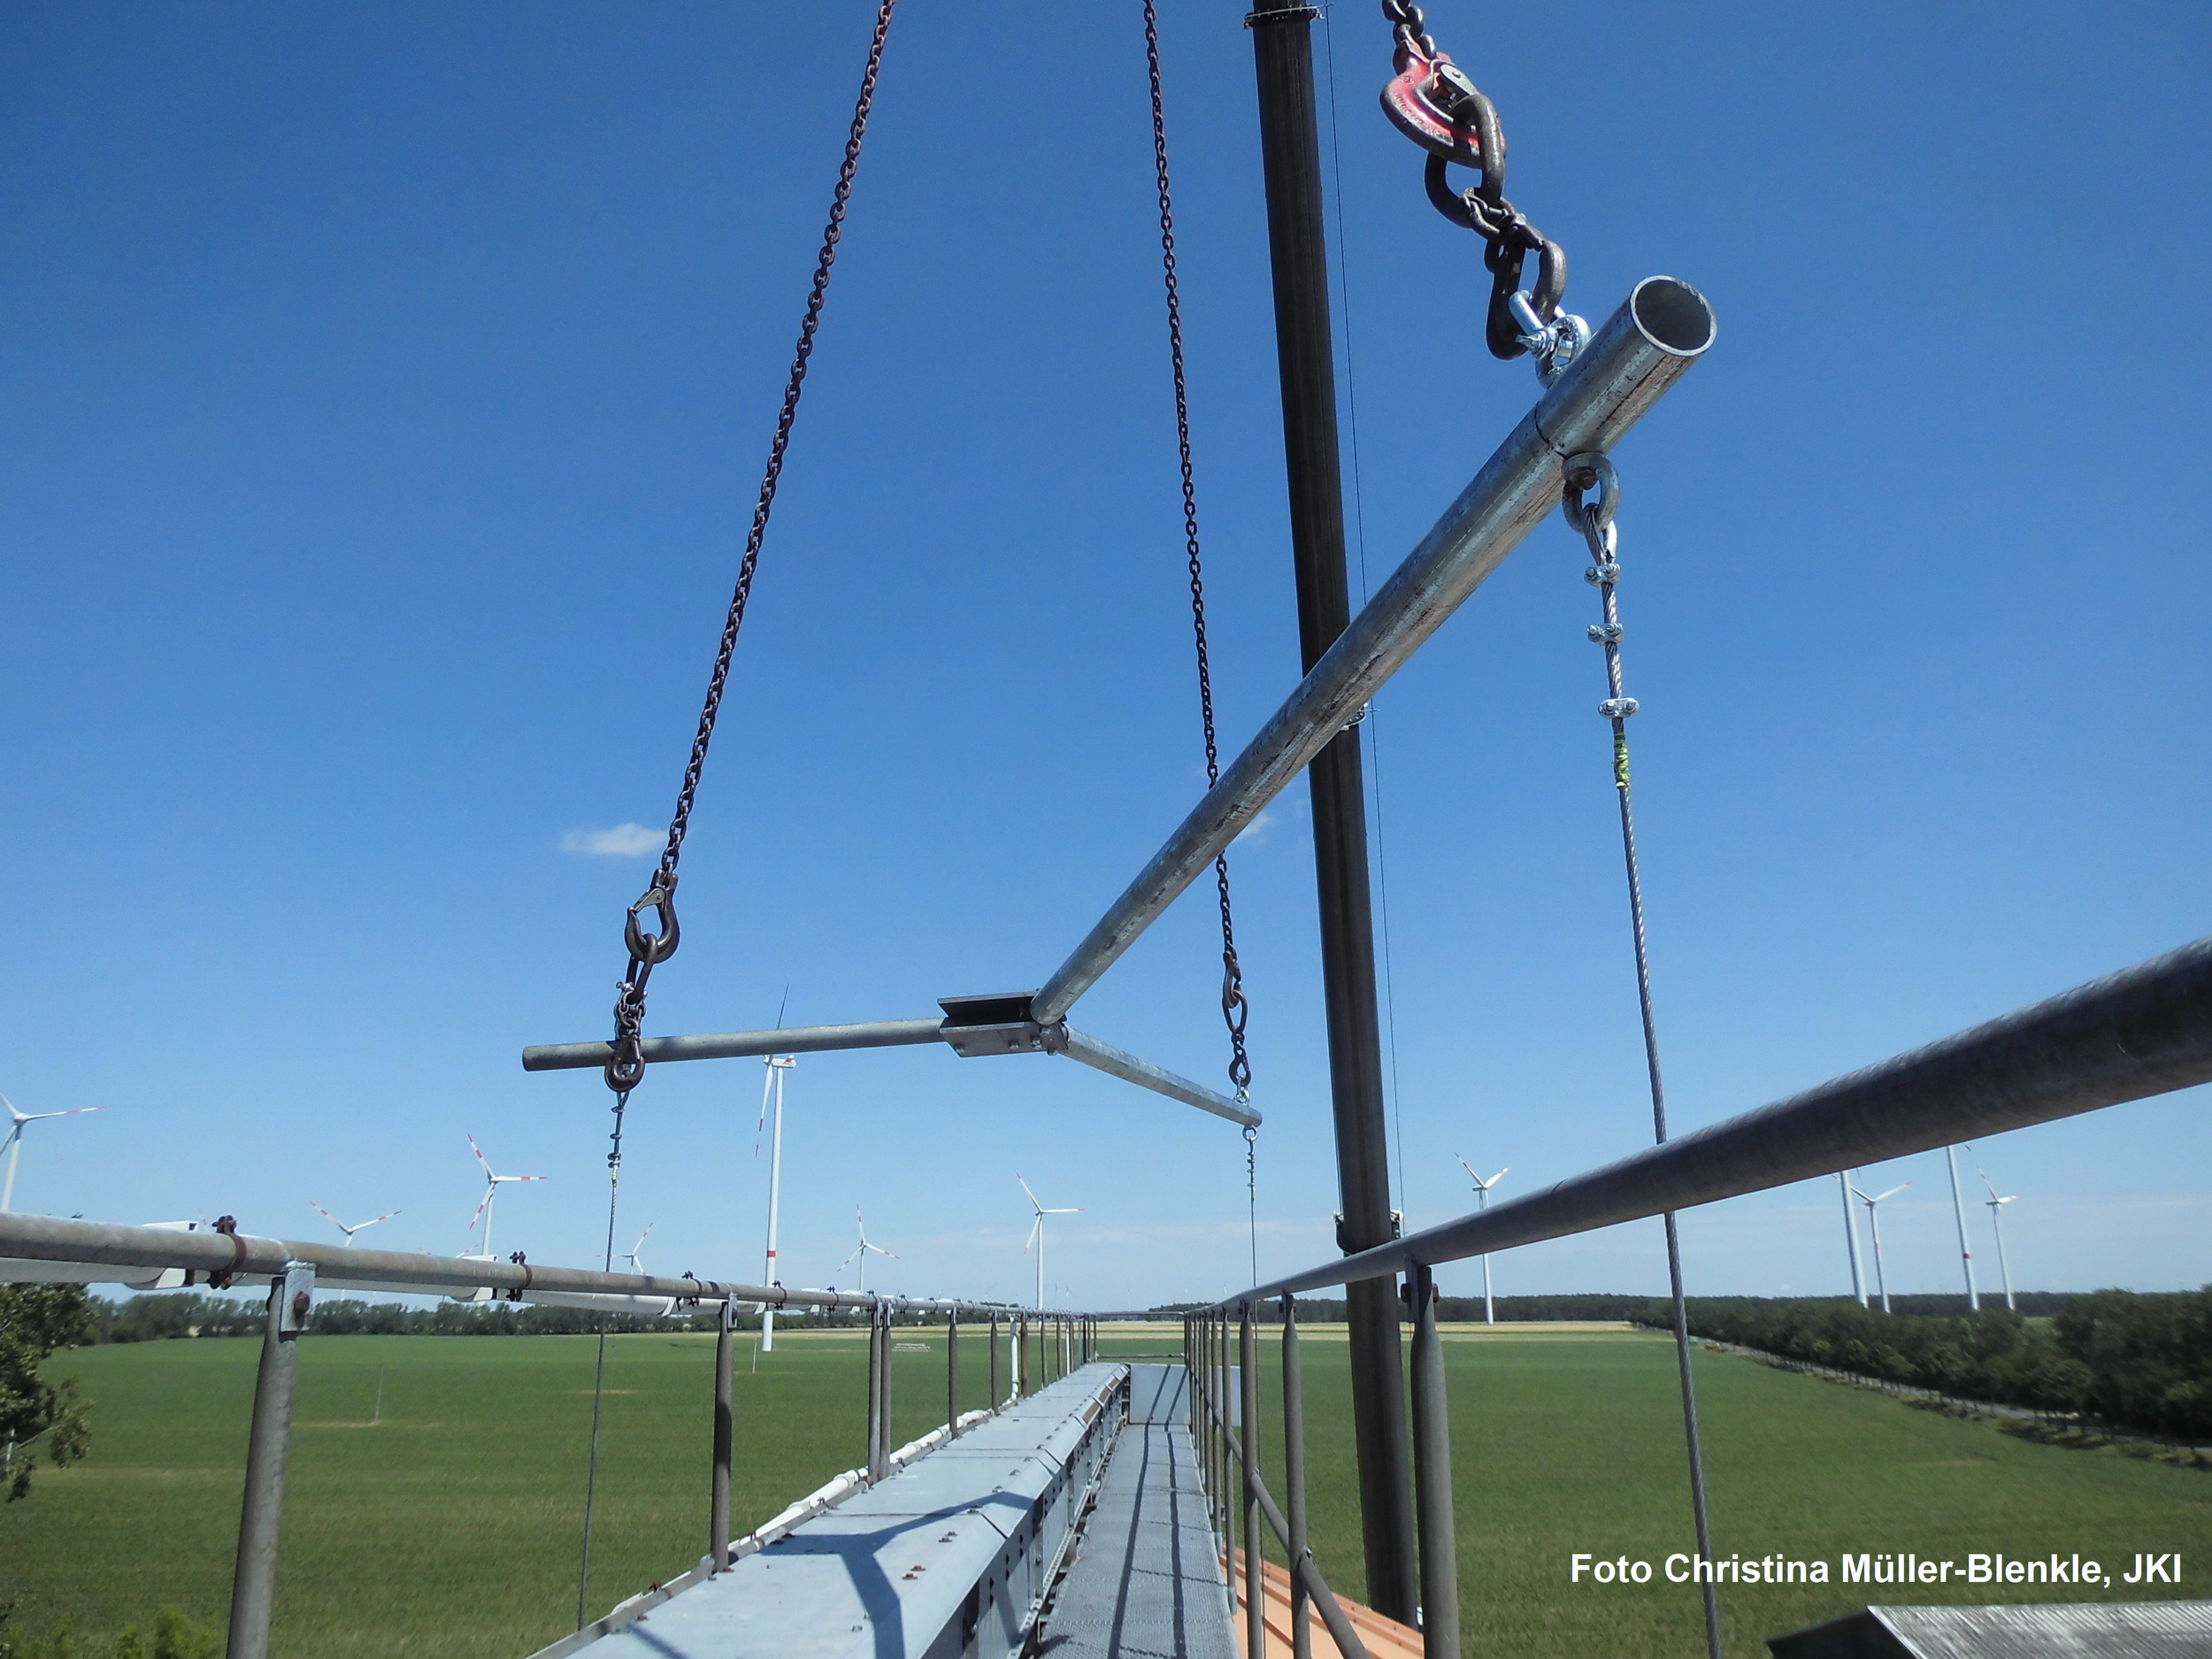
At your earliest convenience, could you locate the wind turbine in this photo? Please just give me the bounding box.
[1018,1175,1079,1311]
[463,1134,547,1261]
[1979,1170,2019,1312]
[839,1206,899,1294]
[757,1054,796,1352]
[309,1202,400,1246]
[2,1096,108,1214]
[1848,1180,1909,1314]
[1455,1156,1509,1325]
[624,1224,653,1275]
[1836,1170,1868,1307]
[1944,1145,1981,1312]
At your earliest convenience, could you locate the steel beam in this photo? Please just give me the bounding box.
[522,1018,942,1071]
[1233,933,2212,1301]
[523,1014,1258,1126]
[1030,274,1712,1029]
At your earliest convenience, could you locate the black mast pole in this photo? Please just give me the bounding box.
[1248,0,1418,1623]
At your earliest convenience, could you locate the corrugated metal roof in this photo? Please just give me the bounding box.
[1768,1600,2212,1659]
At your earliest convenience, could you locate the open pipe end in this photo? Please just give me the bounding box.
[1630,276,1717,357]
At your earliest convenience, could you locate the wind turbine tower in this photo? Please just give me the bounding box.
[840,1206,898,1294]
[757,1055,796,1352]
[1018,1175,1079,1311]
[2,1096,108,1214]
[1455,1156,1509,1325]
[1849,1180,1909,1314]
[464,1134,547,1261]
[1979,1170,2019,1312]
[1944,1145,1981,1311]
[1836,1170,1868,1306]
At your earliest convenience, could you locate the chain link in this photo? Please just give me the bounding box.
[603,0,898,1095]
[1146,0,1252,1102]
[1379,0,1567,359]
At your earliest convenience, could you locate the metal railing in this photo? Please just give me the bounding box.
[0,1213,1104,1659]
[1187,933,2212,1658]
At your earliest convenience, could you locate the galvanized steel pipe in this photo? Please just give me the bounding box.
[1233,933,2212,1302]
[1033,276,1717,1025]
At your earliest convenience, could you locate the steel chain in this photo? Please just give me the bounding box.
[1379,0,1568,360]
[603,0,898,1096]
[1146,0,1253,1102]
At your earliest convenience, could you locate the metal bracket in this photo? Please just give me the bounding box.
[936,994,1049,1057]
[277,1259,316,1334]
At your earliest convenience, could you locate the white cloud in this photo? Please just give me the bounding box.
[559,822,660,857]
[1232,810,1278,847]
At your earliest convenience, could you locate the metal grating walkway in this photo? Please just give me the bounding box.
[1037,1364,1238,1659]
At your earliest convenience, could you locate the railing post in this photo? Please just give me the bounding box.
[710,1297,734,1569]
[227,1261,313,1659]
[1282,1294,1312,1659]
[1240,1302,1263,1659]
[947,1310,960,1437]
[989,1313,1001,1408]
[1220,1313,1236,1601]
[879,1302,896,1473]
[1408,1265,1460,1659]
[866,1302,887,1479]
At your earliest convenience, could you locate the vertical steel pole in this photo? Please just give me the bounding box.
[1220,1314,1236,1594]
[710,1298,734,1569]
[990,1313,1002,1408]
[1281,1294,1312,1659]
[1240,1305,1263,1659]
[227,1263,312,1659]
[1248,0,1416,1619]
[866,1304,887,1479]
[879,1302,896,1469]
[1408,1266,1460,1659]
[947,1311,960,1436]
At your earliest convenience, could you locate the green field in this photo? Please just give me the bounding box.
[4,1324,2207,1659]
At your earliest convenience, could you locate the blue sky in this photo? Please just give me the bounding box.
[2,3,2206,1312]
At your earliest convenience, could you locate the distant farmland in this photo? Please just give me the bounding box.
[4,1324,2206,1659]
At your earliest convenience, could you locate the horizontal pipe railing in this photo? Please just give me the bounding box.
[0,1213,1079,1318]
[1210,933,2212,1306]
[1033,276,1716,1025]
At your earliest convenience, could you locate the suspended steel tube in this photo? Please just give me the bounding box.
[522,1018,1257,1127]
[1032,276,1717,1027]
[1223,933,2212,1302]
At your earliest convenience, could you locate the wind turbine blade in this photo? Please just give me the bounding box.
[1873,1183,1910,1202]
[363,1210,399,1229]
[1025,1216,1041,1253]
[1456,1155,1479,1182]
[1045,1206,1080,1215]
[310,1201,339,1224]
[755,1063,774,1156]
[1017,1174,1041,1210]
[840,1246,862,1271]
[467,1193,491,1232]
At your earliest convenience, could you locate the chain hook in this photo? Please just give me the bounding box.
[622,872,680,970]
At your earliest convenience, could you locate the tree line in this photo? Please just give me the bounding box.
[1637,1290,2212,1442]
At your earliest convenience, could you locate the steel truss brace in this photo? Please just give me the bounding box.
[522,995,1260,1129]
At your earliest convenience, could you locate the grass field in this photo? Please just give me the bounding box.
[4,1323,2207,1659]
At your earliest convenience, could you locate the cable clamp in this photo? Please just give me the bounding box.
[1587,623,1624,645]
[1600,697,1640,720]
[1585,562,1621,586]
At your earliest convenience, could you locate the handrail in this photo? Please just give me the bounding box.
[0,1212,1084,1318]
[1205,933,2212,1307]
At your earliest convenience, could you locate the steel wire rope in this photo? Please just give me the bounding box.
[1566,459,1724,1659]
[1141,0,1258,1284]
[1320,5,1411,1228]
